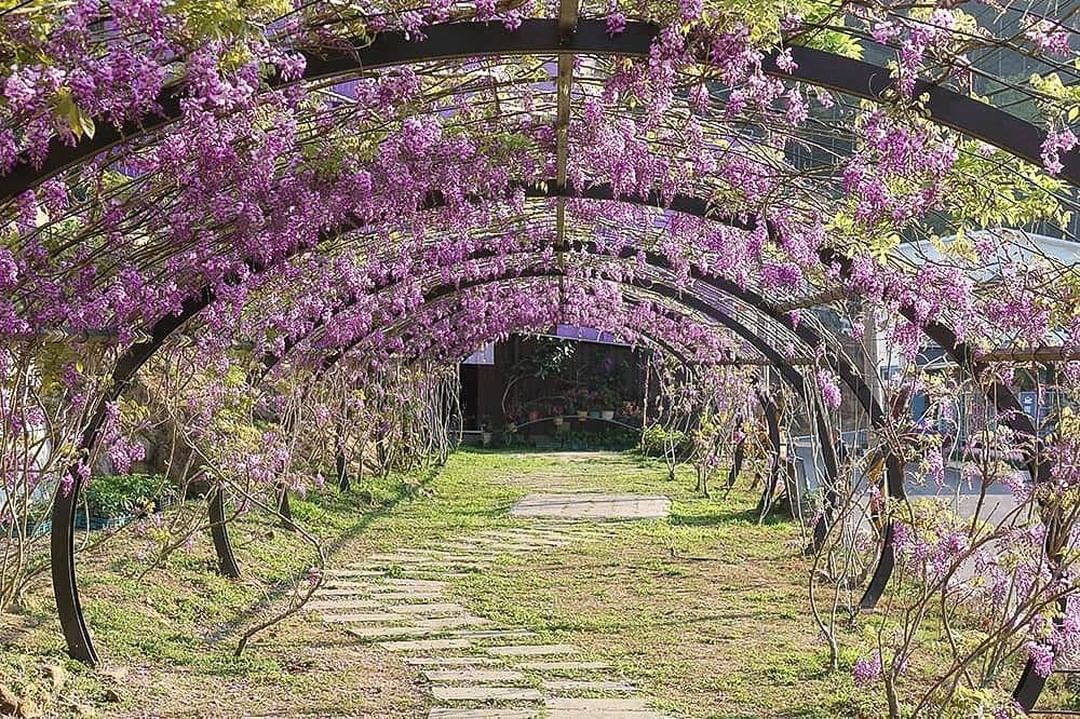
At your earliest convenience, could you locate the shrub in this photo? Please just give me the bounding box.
[639,425,691,458]
[85,473,167,518]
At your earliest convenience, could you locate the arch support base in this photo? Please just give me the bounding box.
[208,487,241,578]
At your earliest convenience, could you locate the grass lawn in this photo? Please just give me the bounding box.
[0,470,429,718]
[447,451,882,719]
[0,450,573,717]
[3,448,1013,718]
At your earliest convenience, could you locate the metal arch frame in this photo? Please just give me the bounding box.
[49,192,1053,709]
[260,243,883,563]
[297,234,901,578]
[49,181,887,665]
[275,297,704,520]
[317,252,879,529]
[208,487,241,578]
[327,266,849,558]
[755,388,783,513]
[23,15,1059,708]
[25,15,1069,632]
[49,287,216,666]
[47,262,310,665]
[819,249,1054,712]
[263,239,886,460]
[0,20,1073,203]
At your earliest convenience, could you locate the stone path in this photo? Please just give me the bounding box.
[508,494,671,520]
[308,520,672,718]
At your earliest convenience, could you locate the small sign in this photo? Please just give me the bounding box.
[550,324,629,346]
[462,343,495,365]
[1019,391,1039,423]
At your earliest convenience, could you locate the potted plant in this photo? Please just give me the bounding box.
[552,404,565,427]
[479,418,493,447]
[587,390,603,419]
[570,389,588,418]
[601,386,618,420]
[504,400,524,427]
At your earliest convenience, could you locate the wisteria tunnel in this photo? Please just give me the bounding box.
[1,0,1080,717]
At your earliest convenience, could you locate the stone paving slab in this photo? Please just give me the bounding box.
[423,669,527,683]
[321,612,409,624]
[322,580,376,589]
[390,603,469,615]
[428,710,538,719]
[372,592,444,601]
[383,579,449,589]
[414,616,494,629]
[321,608,406,621]
[545,698,653,711]
[509,494,671,520]
[547,711,663,719]
[346,625,441,639]
[371,578,451,591]
[435,541,520,551]
[366,570,475,581]
[305,599,383,611]
[431,686,543,702]
[482,529,568,539]
[313,582,375,591]
[517,661,612,671]
[364,560,490,571]
[449,629,535,641]
[543,679,637,692]
[487,644,577,657]
[322,569,385,577]
[320,517,674,718]
[401,550,501,562]
[378,638,473,652]
[406,656,500,667]
[243,715,371,718]
[482,527,567,535]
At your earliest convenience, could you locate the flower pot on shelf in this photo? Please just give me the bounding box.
[576,410,588,419]
[553,416,564,427]
[601,409,615,421]
[589,410,601,419]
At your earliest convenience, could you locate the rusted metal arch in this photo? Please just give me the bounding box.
[3,19,1076,206]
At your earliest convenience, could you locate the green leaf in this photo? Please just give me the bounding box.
[77,106,95,141]
[51,88,94,140]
